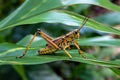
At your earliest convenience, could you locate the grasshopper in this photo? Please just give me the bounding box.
[16,17,88,59]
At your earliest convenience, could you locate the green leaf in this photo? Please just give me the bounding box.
[95,12,120,25]
[110,68,120,75]
[0,0,120,66]
[78,36,120,46]
[0,35,120,67]
[62,11,120,35]
[63,0,120,12]
[1,10,120,35]
[0,0,120,35]
[12,65,27,80]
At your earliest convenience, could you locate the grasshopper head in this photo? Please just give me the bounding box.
[37,29,42,34]
[37,29,41,32]
[74,29,80,39]
[74,17,88,39]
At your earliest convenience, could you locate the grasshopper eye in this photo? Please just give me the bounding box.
[74,31,78,34]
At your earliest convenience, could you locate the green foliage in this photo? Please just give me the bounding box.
[0,35,120,68]
[1,0,120,79]
[110,68,120,75]
[0,0,120,34]
[78,36,120,46]
[95,12,120,25]
[0,0,120,66]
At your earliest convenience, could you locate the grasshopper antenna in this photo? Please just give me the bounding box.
[16,32,37,58]
[78,17,89,30]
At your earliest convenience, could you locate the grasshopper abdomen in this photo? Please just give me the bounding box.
[38,48,57,55]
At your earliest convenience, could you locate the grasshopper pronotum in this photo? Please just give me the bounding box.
[16,17,88,59]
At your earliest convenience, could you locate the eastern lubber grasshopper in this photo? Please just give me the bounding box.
[16,17,88,59]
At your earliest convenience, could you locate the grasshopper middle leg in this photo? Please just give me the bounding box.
[73,40,86,58]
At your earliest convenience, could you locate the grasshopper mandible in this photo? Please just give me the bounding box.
[16,17,88,59]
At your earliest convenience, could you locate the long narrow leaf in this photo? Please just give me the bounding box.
[0,0,120,35]
[0,35,120,67]
[78,36,120,46]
